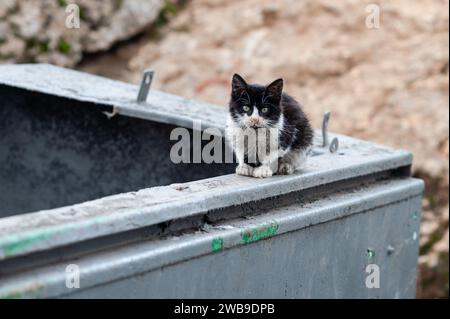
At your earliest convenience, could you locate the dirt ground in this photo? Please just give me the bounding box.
[77,0,449,298]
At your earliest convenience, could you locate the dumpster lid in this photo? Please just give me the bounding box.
[0,63,224,133]
[0,64,415,261]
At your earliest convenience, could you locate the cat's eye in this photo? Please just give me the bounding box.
[261,107,269,113]
[243,105,250,112]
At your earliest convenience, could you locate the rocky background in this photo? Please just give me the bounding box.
[1,0,448,298]
[0,0,164,66]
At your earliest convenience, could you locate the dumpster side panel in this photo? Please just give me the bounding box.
[66,194,422,299]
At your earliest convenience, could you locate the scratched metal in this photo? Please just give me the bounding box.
[0,178,423,298]
[0,64,424,298]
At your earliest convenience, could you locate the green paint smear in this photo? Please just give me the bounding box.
[1,232,51,257]
[211,237,224,253]
[366,248,376,261]
[0,292,23,299]
[1,217,103,258]
[241,222,279,244]
[0,285,43,299]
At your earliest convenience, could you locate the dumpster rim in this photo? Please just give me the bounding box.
[0,177,424,299]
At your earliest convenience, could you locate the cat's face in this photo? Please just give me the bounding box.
[229,74,283,129]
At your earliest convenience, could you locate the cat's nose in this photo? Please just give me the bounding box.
[248,117,262,127]
[249,117,260,124]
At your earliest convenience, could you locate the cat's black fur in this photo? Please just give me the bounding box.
[277,93,314,151]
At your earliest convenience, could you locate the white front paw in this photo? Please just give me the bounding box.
[277,163,295,175]
[252,165,273,178]
[236,164,253,176]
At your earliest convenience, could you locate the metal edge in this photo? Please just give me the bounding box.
[0,178,424,299]
[0,149,413,261]
[0,64,226,131]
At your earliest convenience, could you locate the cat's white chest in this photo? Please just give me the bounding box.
[225,116,282,164]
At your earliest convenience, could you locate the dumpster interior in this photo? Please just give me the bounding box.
[0,86,235,218]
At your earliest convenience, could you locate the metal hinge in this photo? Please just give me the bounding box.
[136,69,155,103]
[322,111,339,153]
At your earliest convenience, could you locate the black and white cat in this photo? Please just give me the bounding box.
[226,74,313,178]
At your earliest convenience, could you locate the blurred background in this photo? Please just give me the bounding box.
[0,0,448,298]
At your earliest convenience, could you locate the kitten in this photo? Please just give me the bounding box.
[226,74,313,178]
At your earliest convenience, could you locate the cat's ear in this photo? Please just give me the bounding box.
[231,73,248,97]
[265,78,283,100]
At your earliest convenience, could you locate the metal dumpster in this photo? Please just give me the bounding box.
[0,64,424,298]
